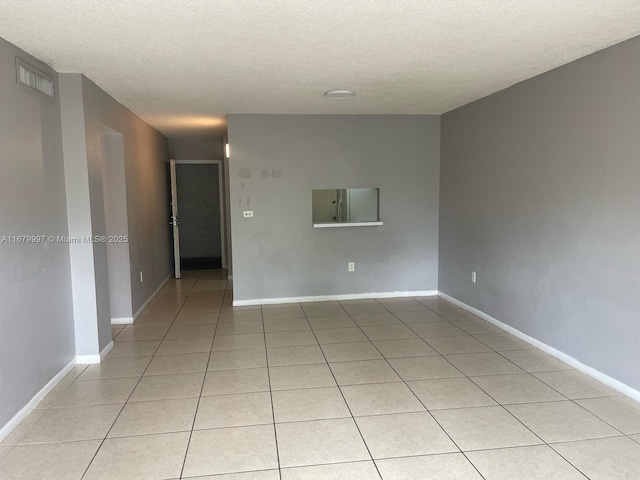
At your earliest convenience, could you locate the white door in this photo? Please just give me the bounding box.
[169,159,181,278]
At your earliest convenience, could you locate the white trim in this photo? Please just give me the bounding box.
[313,221,383,228]
[111,317,133,325]
[227,274,233,280]
[132,273,172,321]
[233,290,438,306]
[0,358,77,442]
[438,291,640,403]
[76,340,114,365]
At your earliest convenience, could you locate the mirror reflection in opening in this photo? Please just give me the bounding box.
[312,188,379,224]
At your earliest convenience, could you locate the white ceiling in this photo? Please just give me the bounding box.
[1,1,640,136]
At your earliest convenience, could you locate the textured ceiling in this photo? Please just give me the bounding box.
[1,1,640,135]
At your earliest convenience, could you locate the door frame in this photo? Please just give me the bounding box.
[172,159,227,270]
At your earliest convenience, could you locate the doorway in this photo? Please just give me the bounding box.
[170,160,226,278]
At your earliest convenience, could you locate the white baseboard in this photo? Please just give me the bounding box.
[438,291,640,403]
[132,273,173,321]
[76,340,114,365]
[233,290,438,307]
[227,274,233,280]
[111,317,133,325]
[0,358,77,443]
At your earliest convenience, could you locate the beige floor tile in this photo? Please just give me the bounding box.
[0,409,46,444]
[115,325,169,342]
[157,336,214,355]
[272,387,350,423]
[265,330,318,347]
[202,368,270,395]
[533,370,621,399]
[342,302,389,315]
[267,345,326,366]
[454,320,504,335]
[281,461,379,479]
[499,349,573,373]
[388,356,463,381]
[262,307,305,319]
[18,404,121,443]
[276,418,370,468]
[134,314,178,326]
[108,398,198,437]
[184,471,280,480]
[183,425,278,477]
[130,372,205,402]
[576,396,640,434]
[216,321,264,336]
[631,434,640,444]
[506,400,621,442]
[410,322,466,338]
[107,340,161,358]
[351,313,401,326]
[473,333,536,351]
[381,301,428,313]
[263,317,311,332]
[0,440,101,480]
[314,327,369,344]
[330,359,401,385]
[78,356,152,380]
[445,352,523,376]
[269,363,336,390]
[84,431,190,480]
[219,310,263,323]
[433,405,543,451]
[195,392,273,429]
[261,303,300,310]
[208,349,267,371]
[145,352,209,376]
[302,304,347,317]
[172,312,218,325]
[320,342,383,362]
[408,377,497,410]
[425,335,492,354]
[60,365,89,382]
[307,315,355,329]
[376,452,482,479]
[165,323,218,339]
[373,338,438,358]
[356,412,458,458]
[394,310,445,323]
[471,373,566,404]
[552,436,640,479]
[467,444,587,480]
[44,377,138,407]
[341,382,425,416]
[361,324,418,341]
[0,445,12,461]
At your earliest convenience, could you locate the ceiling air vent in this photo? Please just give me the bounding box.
[16,58,54,98]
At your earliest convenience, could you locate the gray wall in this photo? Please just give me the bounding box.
[81,76,172,319]
[440,36,640,390]
[228,114,440,301]
[0,38,75,427]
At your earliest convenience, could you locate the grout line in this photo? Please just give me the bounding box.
[304,311,384,480]
[259,305,283,480]
[179,270,223,479]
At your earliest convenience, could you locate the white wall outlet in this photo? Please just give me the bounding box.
[140,271,144,283]
[243,210,254,218]
[348,262,355,272]
[471,271,477,284]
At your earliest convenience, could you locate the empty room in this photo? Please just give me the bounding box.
[1,1,639,479]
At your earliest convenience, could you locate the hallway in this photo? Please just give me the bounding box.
[1,271,640,479]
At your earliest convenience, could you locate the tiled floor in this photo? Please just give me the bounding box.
[2,270,640,479]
